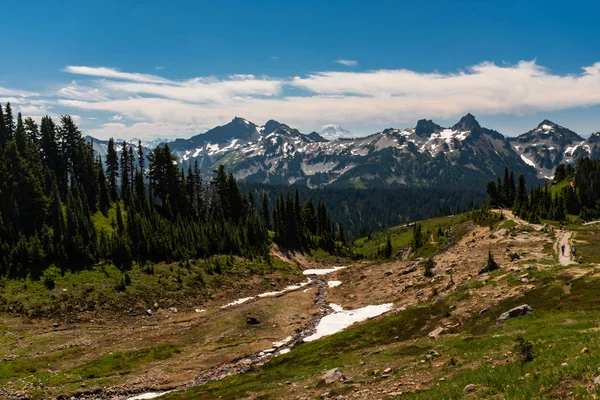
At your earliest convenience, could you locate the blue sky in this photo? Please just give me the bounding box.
[1,0,600,139]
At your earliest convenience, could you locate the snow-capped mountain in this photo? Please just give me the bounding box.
[85,136,171,160]
[158,114,540,189]
[318,124,353,140]
[87,114,600,189]
[507,120,598,179]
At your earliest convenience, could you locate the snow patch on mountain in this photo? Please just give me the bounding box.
[318,124,353,140]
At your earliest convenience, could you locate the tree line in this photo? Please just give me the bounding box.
[485,160,600,223]
[0,103,342,279]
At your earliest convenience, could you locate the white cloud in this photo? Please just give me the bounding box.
[156,66,165,70]
[4,60,600,139]
[335,59,358,67]
[111,114,123,120]
[63,66,172,84]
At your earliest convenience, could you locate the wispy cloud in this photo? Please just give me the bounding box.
[270,56,280,60]
[335,59,358,67]
[111,114,123,121]
[63,66,171,84]
[156,66,165,70]
[6,60,600,139]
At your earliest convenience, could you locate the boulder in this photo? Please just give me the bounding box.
[322,367,346,384]
[246,316,260,325]
[463,384,478,393]
[497,304,532,323]
[402,265,417,275]
[593,375,600,386]
[428,326,445,340]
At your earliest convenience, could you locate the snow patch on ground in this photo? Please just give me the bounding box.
[303,266,346,275]
[303,303,394,342]
[328,280,342,288]
[221,282,310,309]
[128,391,172,400]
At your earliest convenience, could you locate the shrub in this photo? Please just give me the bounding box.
[515,336,535,362]
[424,258,435,278]
[41,265,61,290]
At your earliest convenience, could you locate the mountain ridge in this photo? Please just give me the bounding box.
[87,114,600,188]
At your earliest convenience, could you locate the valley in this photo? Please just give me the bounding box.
[3,209,600,399]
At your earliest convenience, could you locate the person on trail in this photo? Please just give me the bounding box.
[561,244,565,256]
[572,245,576,257]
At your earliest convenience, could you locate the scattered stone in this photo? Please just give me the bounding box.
[593,376,600,386]
[521,278,529,283]
[153,302,159,308]
[146,309,153,316]
[428,326,446,340]
[322,368,346,384]
[402,265,417,275]
[360,274,367,280]
[497,304,532,323]
[246,316,260,325]
[463,384,477,393]
[320,391,331,399]
[581,347,589,354]
[381,374,391,379]
[527,265,537,270]
[168,307,178,313]
[416,290,424,297]
[479,308,489,315]
[384,271,393,276]
[445,280,455,290]
[383,367,392,374]
[394,336,399,341]
[394,307,406,315]
[53,322,60,328]
[561,362,568,367]
[445,267,453,274]
[428,350,440,357]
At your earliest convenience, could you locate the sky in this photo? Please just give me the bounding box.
[1,0,600,140]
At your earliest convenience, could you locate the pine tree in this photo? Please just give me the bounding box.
[4,102,15,139]
[98,157,110,215]
[0,105,7,148]
[384,235,392,258]
[106,138,119,200]
[116,201,124,233]
[261,193,271,229]
[120,141,130,201]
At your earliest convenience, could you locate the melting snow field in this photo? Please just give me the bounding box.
[303,303,394,342]
[520,154,537,167]
[303,266,346,275]
[328,280,342,288]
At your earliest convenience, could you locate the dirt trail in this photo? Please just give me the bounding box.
[556,230,574,266]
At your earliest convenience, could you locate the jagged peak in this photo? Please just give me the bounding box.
[415,119,443,137]
[262,119,282,135]
[452,113,481,131]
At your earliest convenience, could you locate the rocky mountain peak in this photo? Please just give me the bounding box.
[452,113,481,131]
[415,119,443,137]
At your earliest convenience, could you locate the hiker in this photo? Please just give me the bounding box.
[561,244,565,256]
[572,245,576,257]
[579,256,583,264]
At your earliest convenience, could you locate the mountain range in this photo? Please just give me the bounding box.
[87,114,600,190]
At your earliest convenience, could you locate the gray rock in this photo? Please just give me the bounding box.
[428,326,445,339]
[246,316,260,325]
[497,304,532,323]
[593,375,600,386]
[463,384,477,393]
[146,309,153,316]
[394,307,406,315]
[402,265,417,275]
[168,307,178,313]
[322,367,346,384]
